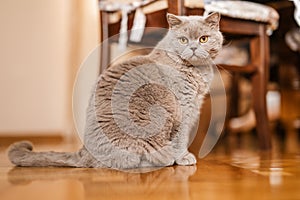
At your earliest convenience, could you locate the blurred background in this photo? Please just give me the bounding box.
[0,0,299,147]
[0,0,100,140]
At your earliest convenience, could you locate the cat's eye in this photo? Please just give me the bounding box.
[178,37,188,44]
[199,36,209,43]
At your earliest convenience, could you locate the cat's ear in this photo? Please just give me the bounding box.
[167,13,183,29]
[205,12,221,30]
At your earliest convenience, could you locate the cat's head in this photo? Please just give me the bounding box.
[166,12,223,66]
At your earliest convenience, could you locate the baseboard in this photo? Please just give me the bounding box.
[0,133,65,145]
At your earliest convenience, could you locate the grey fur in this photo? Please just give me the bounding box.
[8,13,223,169]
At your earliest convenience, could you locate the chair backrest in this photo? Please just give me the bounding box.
[167,0,184,15]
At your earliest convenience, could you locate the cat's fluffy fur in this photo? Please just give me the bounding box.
[8,13,223,169]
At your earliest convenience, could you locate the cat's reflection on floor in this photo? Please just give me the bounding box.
[7,165,197,199]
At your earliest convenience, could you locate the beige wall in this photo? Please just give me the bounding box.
[0,0,99,136]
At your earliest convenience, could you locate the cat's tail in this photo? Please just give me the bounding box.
[7,141,93,167]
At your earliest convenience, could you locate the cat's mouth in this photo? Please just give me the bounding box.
[182,53,200,61]
[190,54,204,61]
[183,54,211,66]
[182,50,210,63]
[191,54,200,59]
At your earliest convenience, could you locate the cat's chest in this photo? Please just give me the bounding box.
[179,67,212,94]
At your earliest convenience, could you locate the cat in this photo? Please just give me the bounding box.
[8,12,223,169]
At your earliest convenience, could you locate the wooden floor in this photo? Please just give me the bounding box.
[0,131,300,200]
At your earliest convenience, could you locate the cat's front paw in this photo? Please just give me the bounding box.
[175,152,197,166]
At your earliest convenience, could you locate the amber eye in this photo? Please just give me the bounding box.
[199,36,209,43]
[178,37,188,44]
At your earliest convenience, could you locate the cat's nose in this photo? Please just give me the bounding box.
[190,47,197,52]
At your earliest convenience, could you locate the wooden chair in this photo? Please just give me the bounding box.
[99,0,278,150]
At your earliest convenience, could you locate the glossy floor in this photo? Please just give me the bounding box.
[0,132,300,200]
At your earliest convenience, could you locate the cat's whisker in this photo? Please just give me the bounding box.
[215,64,232,78]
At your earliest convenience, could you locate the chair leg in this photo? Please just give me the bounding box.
[100,11,110,74]
[250,26,272,150]
[229,73,240,118]
[252,70,271,150]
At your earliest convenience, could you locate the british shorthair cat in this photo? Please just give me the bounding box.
[8,12,223,169]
